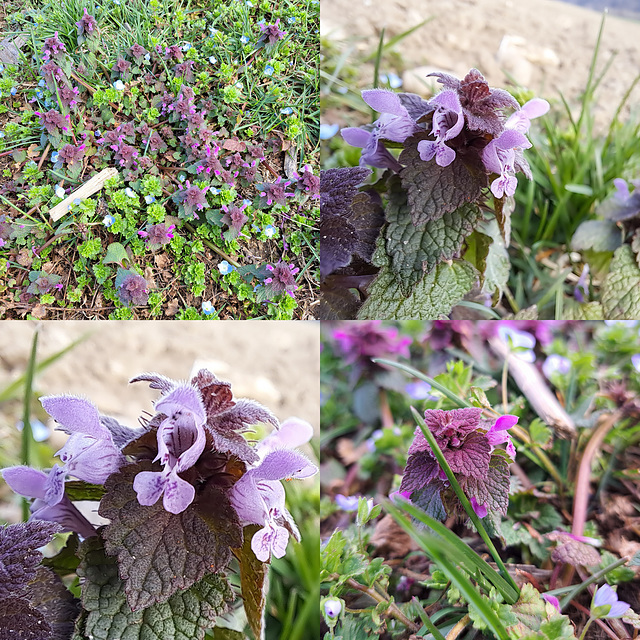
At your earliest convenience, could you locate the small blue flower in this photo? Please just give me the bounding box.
[55,185,66,199]
[287,17,296,24]
[125,187,136,198]
[240,35,250,44]
[73,198,82,206]
[235,81,243,89]
[379,72,403,89]
[144,195,156,204]
[281,107,293,115]
[209,25,218,35]
[246,1,253,6]
[38,79,46,87]
[16,419,49,443]
[319,123,340,140]
[264,224,276,238]
[103,214,115,227]
[264,65,274,76]
[0,131,6,139]
[202,301,215,315]
[252,224,260,232]
[182,43,192,52]
[209,56,217,64]
[242,199,251,207]
[0,64,4,73]
[217,260,235,275]
[36,91,44,99]
[113,80,125,91]
[178,172,186,182]
[44,98,52,108]
[144,53,151,63]
[51,151,59,163]
[10,87,17,96]
[94,129,102,137]
[210,187,221,195]
[113,0,121,5]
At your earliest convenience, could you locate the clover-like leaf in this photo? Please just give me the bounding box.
[99,461,239,611]
[74,535,232,640]
[399,135,486,225]
[602,245,640,319]
[385,176,482,293]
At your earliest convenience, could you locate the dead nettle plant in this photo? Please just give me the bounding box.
[319,69,549,320]
[1,369,317,640]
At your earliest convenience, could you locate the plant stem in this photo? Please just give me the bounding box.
[21,328,40,521]
[446,613,471,640]
[410,407,520,601]
[578,618,594,640]
[345,578,418,632]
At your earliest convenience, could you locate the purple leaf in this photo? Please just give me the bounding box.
[444,433,491,477]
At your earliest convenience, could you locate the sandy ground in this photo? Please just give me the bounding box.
[0,321,320,521]
[321,0,640,129]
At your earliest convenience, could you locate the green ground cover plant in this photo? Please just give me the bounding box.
[320,320,640,639]
[0,0,319,319]
[320,14,640,320]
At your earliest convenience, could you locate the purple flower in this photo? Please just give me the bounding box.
[497,324,536,362]
[505,98,549,134]
[175,181,209,219]
[342,89,419,171]
[257,177,295,206]
[264,261,299,298]
[574,264,590,303]
[542,354,571,379]
[133,386,207,514]
[470,496,487,518]
[482,129,532,198]
[40,395,126,484]
[42,32,67,62]
[591,584,630,619]
[417,90,464,167]
[220,202,249,238]
[115,269,149,306]
[405,380,437,401]
[542,594,561,613]
[230,447,317,561]
[334,494,360,511]
[324,599,342,619]
[57,143,86,167]
[35,109,69,135]
[256,417,314,458]
[485,414,518,460]
[2,466,96,538]
[76,8,98,37]
[138,223,175,249]
[259,19,286,45]
[130,43,147,59]
[333,321,411,365]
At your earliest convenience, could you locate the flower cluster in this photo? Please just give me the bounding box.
[115,268,149,306]
[342,69,549,199]
[259,19,286,46]
[264,260,299,298]
[332,320,411,366]
[400,408,517,520]
[138,222,175,250]
[2,369,317,566]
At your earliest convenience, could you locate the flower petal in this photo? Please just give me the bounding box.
[133,470,167,506]
[362,89,407,117]
[41,395,110,440]
[43,464,66,505]
[155,385,206,425]
[521,98,550,120]
[162,471,195,514]
[340,127,371,149]
[251,524,289,561]
[2,466,48,499]
[251,449,318,481]
[258,417,313,454]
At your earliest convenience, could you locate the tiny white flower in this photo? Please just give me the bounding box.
[55,185,65,199]
[113,80,125,91]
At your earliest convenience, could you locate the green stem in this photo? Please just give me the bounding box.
[410,406,520,601]
[559,555,629,611]
[578,618,594,640]
[21,328,40,521]
[411,597,446,640]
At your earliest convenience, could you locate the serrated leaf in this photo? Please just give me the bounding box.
[463,454,510,515]
[75,536,232,640]
[445,434,491,477]
[477,218,510,299]
[103,242,130,267]
[320,530,346,576]
[411,484,446,521]
[601,245,640,319]
[529,420,552,448]
[99,461,238,611]
[520,616,576,640]
[505,584,548,637]
[399,135,486,225]
[571,220,621,253]
[358,238,477,319]
[234,525,268,640]
[562,301,604,320]
[385,176,482,293]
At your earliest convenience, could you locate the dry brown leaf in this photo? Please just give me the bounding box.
[370,514,418,558]
[16,248,33,267]
[165,299,179,317]
[154,253,170,270]
[336,437,370,465]
[30,304,47,319]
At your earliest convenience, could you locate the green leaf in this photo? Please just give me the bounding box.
[399,135,485,225]
[235,525,268,640]
[632,229,640,267]
[320,530,346,577]
[529,420,552,448]
[477,218,510,299]
[103,242,130,267]
[520,616,576,640]
[74,536,232,640]
[384,176,482,293]
[602,245,640,319]
[562,301,604,320]
[64,481,106,502]
[42,534,81,576]
[99,461,240,611]
[211,629,247,640]
[358,238,477,319]
[571,220,621,253]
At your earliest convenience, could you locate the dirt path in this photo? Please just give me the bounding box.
[321,0,640,129]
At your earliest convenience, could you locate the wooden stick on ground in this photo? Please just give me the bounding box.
[49,168,118,222]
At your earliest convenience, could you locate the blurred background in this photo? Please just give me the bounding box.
[0,320,320,640]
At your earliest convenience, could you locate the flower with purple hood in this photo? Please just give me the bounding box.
[1,466,96,538]
[341,89,420,171]
[417,90,464,167]
[133,385,207,514]
[482,129,532,198]
[230,416,318,561]
[75,8,98,38]
[259,19,286,46]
